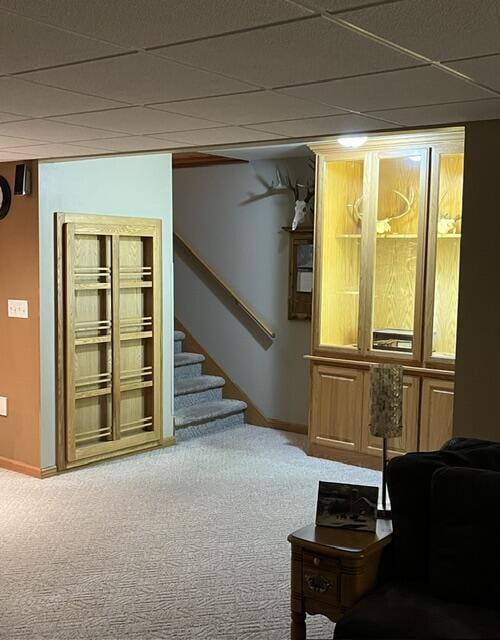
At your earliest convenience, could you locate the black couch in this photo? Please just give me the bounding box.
[334,438,500,639]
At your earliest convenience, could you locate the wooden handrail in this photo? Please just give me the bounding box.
[173,231,275,340]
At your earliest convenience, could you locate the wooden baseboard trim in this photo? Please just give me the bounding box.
[40,466,58,479]
[0,456,44,478]
[259,419,307,435]
[308,442,383,471]
[161,436,176,447]
[175,319,307,436]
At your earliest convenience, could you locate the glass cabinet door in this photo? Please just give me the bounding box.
[426,149,464,361]
[317,155,368,350]
[368,150,428,358]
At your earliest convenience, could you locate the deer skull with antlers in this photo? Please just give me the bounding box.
[273,169,315,230]
[347,188,415,235]
[376,188,415,235]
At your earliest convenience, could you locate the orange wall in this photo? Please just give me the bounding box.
[0,162,40,470]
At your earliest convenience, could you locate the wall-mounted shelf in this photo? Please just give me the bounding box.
[282,226,314,320]
[57,213,162,470]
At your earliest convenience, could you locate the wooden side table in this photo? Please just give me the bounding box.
[287,519,392,640]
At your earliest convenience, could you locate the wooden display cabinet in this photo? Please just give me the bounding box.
[56,213,162,470]
[308,128,464,466]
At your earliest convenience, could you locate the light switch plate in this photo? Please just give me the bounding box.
[7,299,28,318]
[0,396,7,417]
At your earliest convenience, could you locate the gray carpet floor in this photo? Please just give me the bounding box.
[0,424,381,640]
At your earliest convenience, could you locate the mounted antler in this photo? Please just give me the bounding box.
[376,187,416,235]
[241,164,315,230]
[346,195,364,224]
[391,188,415,220]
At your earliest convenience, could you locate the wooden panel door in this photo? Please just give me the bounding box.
[309,365,364,451]
[419,378,454,451]
[59,214,162,468]
[361,374,419,458]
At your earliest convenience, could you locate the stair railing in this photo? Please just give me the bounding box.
[174,231,276,340]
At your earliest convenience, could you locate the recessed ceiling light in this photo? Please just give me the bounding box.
[338,136,368,149]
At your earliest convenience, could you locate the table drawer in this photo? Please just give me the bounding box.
[302,551,341,604]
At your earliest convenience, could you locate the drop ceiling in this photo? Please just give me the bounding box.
[0,0,498,162]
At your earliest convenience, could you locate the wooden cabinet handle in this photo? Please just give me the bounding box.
[313,556,321,567]
[305,574,332,593]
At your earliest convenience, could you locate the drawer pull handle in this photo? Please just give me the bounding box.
[305,574,332,593]
[313,557,321,567]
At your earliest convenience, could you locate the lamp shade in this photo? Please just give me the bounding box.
[369,363,403,438]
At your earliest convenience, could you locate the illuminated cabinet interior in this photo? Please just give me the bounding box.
[308,128,464,467]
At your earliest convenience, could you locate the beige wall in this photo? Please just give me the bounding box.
[454,120,500,442]
[0,162,41,473]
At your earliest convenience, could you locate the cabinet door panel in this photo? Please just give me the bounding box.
[315,155,367,352]
[361,374,419,458]
[419,378,454,451]
[424,147,464,364]
[309,365,363,451]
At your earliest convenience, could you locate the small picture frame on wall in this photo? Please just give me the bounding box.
[315,481,378,532]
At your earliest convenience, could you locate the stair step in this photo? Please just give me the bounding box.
[174,330,186,342]
[175,375,225,397]
[174,399,247,429]
[174,352,205,368]
[174,352,204,380]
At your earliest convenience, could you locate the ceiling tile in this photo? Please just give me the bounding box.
[248,113,397,137]
[372,98,500,126]
[0,9,124,74]
[0,134,45,148]
[152,91,344,125]
[0,112,24,124]
[0,0,311,48]
[340,0,500,62]
[281,66,493,112]
[0,78,124,117]
[21,53,255,105]
[0,119,123,142]
[0,150,29,161]
[0,143,102,158]
[294,0,384,11]
[158,127,279,146]
[76,136,181,152]
[156,16,421,88]
[448,55,500,93]
[51,107,222,135]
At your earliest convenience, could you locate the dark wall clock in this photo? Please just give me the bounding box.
[0,176,12,220]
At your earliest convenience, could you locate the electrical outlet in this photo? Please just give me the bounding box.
[7,299,28,318]
[0,396,7,417]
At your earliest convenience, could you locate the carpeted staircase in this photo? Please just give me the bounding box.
[174,330,247,432]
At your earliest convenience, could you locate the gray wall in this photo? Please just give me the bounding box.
[174,158,312,426]
[39,153,173,469]
[454,120,500,441]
